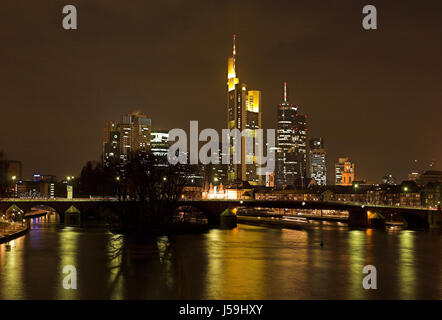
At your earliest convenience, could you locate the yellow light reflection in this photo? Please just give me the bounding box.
[347,230,366,299]
[0,237,24,299]
[398,231,416,299]
[205,226,265,299]
[56,227,79,299]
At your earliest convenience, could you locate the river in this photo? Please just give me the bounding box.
[0,214,440,299]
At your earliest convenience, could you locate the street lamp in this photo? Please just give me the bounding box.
[11,176,17,198]
[115,176,121,200]
[354,183,359,203]
[66,176,74,199]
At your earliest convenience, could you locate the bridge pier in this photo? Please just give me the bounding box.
[348,209,369,228]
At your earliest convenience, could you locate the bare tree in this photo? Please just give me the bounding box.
[112,150,190,232]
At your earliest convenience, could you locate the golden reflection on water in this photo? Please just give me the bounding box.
[347,230,366,299]
[206,226,266,299]
[0,219,440,299]
[205,225,312,299]
[0,238,24,299]
[56,227,79,299]
[276,228,308,298]
[398,231,416,299]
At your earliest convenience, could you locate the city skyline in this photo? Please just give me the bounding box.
[0,0,441,181]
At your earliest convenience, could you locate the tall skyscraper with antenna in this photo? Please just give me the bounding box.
[226,35,262,185]
[275,83,307,188]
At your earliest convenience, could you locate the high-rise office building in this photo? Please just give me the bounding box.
[103,121,121,163]
[335,157,355,185]
[119,111,151,158]
[150,129,169,166]
[309,137,327,186]
[205,142,228,186]
[275,83,307,188]
[150,130,169,157]
[103,111,152,164]
[226,35,262,185]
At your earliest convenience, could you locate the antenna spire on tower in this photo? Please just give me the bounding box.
[233,34,236,70]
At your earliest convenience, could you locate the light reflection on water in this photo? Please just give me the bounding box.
[0,215,440,299]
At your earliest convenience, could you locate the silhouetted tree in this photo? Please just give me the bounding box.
[78,150,190,232]
[78,160,117,197]
[0,150,9,196]
[113,150,189,231]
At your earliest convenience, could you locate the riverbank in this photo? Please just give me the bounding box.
[0,209,49,244]
[0,222,28,244]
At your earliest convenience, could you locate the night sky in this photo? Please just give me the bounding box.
[0,0,441,182]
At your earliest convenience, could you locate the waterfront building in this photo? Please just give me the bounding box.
[226,35,262,185]
[202,183,254,200]
[421,182,442,208]
[309,138,326,186]
[275,83,307,189]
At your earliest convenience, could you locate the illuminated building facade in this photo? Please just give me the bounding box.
[205,142,228,186]
[150,129,169,164]
[309,137,327,186]
[335,157,355,185]
[226,35,262,185]
[119,112,151,159]
[103,112,152,164]
[275,83,307,188]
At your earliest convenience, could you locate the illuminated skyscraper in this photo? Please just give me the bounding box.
[226,35,262,185]
[150,129,169,166]
[275,83,307,188]
[150,130,169,157]
[309,137,327,186]
[103,111,151,164]
[103,121,121,163]
[119,111,151,159]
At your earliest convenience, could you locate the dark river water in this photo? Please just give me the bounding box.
[0,214,441,299]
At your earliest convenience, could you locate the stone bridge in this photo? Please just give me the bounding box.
[0,198,438,229]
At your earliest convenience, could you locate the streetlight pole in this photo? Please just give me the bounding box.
[11,176,17,198]
[115,176,120,200]
[354,183,359,204]
[66,176,74,199]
